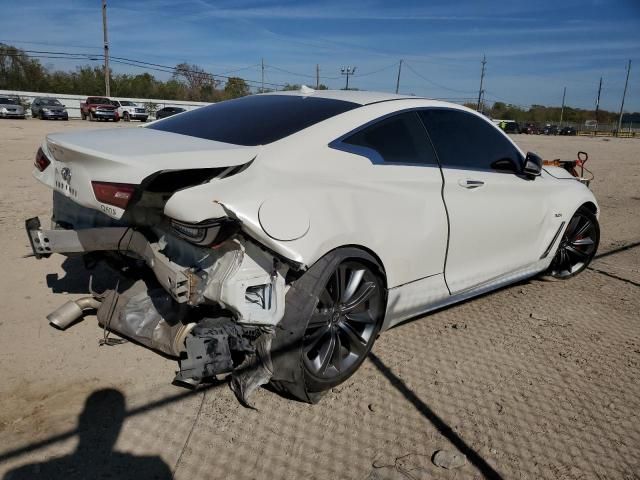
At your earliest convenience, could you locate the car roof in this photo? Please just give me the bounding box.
[266,89,421,106]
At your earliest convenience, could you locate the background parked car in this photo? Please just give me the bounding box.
[542,124,559,135]
[155,106,186,120]
[503,121,520,134]
[112,100,148,122]
[0,96,25,119]
[559,126,577,136]
[31,97,69,120]
[521,123,539,134]
[80,97,119,122]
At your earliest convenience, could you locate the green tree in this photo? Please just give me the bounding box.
[224,77,250,99]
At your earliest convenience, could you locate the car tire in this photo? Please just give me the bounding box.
[123,112,130,122]
[270,248,386,403]
[39,112,45,120]
[89,112,95,122]
[543,205,599,280]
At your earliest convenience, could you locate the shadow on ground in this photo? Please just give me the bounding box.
[2,389,172,480]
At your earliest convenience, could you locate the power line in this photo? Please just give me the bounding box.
[10,48,288,89]
[403,62,475,94]
[266,63,340,80]
[0,39,103,50]
[353,62,399,77]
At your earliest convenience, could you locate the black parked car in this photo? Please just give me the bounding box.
[542,124,559,135]
[503,121,520,134]
[155,106,186,120]
[31,97,69,120]
[559,126,577,136]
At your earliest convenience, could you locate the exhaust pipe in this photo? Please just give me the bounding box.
[47,297,102,330]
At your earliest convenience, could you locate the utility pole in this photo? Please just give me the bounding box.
[594,76,602,129]
[261,58,264,93]
[477,55,486,112]
[102,0,110,96]
[617,60,632,136]
[316,64,320,89]
[341,66,356,90]
[395,59,403,94]
[560,86,566,127]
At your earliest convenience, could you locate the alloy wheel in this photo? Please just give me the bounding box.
[303,260,382,380]
[549,210,598,278]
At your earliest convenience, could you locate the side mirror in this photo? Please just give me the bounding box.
[523,152,542,177]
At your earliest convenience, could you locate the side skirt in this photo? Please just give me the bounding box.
[382,258,552,331]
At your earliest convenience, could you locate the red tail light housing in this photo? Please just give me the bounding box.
[91,181,137,209]
[34,147,51,172]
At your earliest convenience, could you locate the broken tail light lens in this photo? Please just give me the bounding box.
[170,218,239,247]
[34,147,51,172]
[170,219,221,246]
[91,181,137,209]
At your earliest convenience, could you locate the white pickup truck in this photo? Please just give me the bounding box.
[112,100,148,122]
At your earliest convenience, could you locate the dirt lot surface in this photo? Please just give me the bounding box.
[0,119,638,480]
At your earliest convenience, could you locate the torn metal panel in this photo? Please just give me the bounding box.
[28,218,291,326]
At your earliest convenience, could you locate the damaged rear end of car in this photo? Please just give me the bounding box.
[27,127,296,404]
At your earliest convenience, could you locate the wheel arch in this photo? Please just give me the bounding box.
[580,201,598,216]
[331,243,388,290]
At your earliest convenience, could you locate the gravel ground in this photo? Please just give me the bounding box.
[0,119,638,480]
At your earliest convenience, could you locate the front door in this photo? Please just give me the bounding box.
[419,108,548,294]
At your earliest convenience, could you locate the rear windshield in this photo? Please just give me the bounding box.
[148,95,360,146]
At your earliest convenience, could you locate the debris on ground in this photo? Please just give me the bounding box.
[432,449,467,469]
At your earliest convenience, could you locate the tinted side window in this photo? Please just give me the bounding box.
[419,109,522,171]
[343,112,438,165]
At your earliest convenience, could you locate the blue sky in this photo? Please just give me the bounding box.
[2,0,639,110]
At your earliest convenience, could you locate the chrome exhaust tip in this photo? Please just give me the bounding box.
[47,297,101,330]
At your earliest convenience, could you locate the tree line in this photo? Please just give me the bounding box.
[465,100,636,126]
[0,43,251,101]
[1,43,636,123]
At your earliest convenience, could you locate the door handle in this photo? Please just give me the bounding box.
[458,179,485,189]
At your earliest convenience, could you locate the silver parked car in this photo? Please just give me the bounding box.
[0,96,25,119]
[31,97,69,120]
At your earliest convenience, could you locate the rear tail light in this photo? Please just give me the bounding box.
[34,147,51,171]
[91,181,137,209]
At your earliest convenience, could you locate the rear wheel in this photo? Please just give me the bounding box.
[547,206,599,279]
[271,248,385,403]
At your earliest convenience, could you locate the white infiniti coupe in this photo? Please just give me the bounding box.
[27,89,599,403]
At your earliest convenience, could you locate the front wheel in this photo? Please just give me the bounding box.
[271,248,386,403]
[547,206,599,279]
[123,112,130,122]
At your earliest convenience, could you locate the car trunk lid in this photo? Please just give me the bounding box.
[37,127,259,219]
